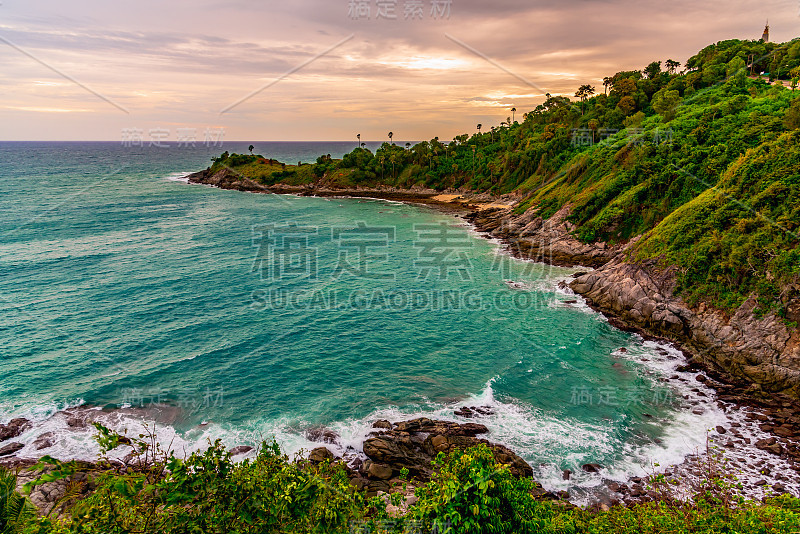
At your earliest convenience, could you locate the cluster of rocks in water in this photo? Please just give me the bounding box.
[305,417,554,500]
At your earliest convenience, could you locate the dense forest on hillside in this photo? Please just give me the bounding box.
[211,38,800,318]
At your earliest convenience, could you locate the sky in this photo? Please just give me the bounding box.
[0,0,797,142]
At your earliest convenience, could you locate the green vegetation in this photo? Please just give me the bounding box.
[8,426,800,533]
[0,467,35,534]
[212,37,800,317]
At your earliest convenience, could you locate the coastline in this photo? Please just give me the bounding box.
[3,168,796,514]
[182,167,800,502]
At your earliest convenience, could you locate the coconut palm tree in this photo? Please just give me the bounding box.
[511,107,516,123]
[357,133,361,148]
[388,132,394,145]
[477,123,482,134]
[248,145,254,155]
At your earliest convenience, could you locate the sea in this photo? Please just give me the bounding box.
[0,141,733,501]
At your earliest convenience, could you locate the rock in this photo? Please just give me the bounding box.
[0,442,23,457]
[562,469,572,481]
[0,419,30,442]
[372,420,392,430]
[756,438,783,455]
[305,426,339,445]
[607,481,621,492]
[716,426,727,434]
[33,432,55,450]
[367,463,393,480]
[454,407,474,418]
[773,483,787,493]
[308,447,335,463]
[582,463,603,473]
[431,435,449,453]
[362,418,533,481]
[230,445,253,456]
[349,477,369,491]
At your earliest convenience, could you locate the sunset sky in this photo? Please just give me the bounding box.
[0,0,797,142]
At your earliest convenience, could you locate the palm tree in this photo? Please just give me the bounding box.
[388,132,394,145]
[248,145,254,155]
[575,84,596,115]
[405,142,411,150]
[511,107,516,123]
[379,155,385,180]
[477,123,482,134]
[389,154,397,178]
[490,126,496,143]
[602,77,612,95]
[357,133,361,148]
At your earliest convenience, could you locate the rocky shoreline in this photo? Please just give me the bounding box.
[180,167,800,501]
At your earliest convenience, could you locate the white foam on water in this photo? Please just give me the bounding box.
[162,172,191,184]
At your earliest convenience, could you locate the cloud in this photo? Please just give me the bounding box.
[0,0,794,141]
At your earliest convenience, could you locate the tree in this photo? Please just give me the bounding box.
[644,60,662,79]
[790,67,800,91]
[665,59,681,75]
[511,107,516,123]
[248,145,254,155]
[603,76,613,95]
[477,123,482,134]
[388,131,394,145]
[785,99,800,129]
[652,89,682,122]
[613,78,637,96]
[617,95,636,116]
[357,133,361,148]
[726,56,747,88]
[575,84,596,115]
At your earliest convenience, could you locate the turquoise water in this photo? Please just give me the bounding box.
[0,142,725,495]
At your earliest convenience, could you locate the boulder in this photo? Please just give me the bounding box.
[0,442,24,457]
[581,463,603,473]
[305,426,340,445]
[755,438,783,455]
[308,447,335,463]
[362,418,533,481]
[33,432,55,450]
[230,445,253,456]
[372,420,392,429]
[367,463,394,480]
[0,419,30,442]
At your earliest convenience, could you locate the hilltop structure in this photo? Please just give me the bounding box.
[761,21,770,42]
